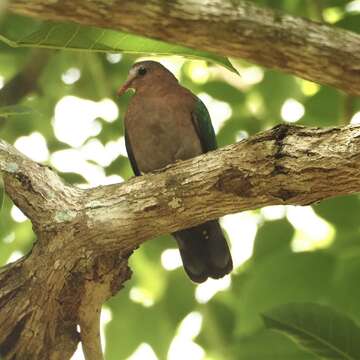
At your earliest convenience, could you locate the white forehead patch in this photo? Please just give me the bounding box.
[129,67,138,77]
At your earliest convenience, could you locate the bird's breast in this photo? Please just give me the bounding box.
[125,96,202,173]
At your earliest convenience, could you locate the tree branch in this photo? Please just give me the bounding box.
[1,124,360,358]
[0,49,52,106]
[0,49,52,129]
[7,0,360,95]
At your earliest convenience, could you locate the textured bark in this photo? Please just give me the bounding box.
[7,0,360,95]
[1,124,360,358]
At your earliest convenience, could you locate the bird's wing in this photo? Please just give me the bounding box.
[124,129,141,176]
[191,97,218,153]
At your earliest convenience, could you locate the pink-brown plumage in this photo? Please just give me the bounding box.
[118,60,233,282]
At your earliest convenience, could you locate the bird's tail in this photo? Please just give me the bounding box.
[173,220,233,283]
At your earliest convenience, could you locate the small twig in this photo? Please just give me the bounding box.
[79,304,103,360]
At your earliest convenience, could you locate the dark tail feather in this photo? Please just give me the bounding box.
[173,220,233,283]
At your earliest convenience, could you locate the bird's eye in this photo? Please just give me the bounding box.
[138,67,147,76]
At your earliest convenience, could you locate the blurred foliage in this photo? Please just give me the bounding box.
[0,0,360,359]
[263,302,360,359]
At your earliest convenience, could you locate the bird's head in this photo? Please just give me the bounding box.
[117,60,177,96]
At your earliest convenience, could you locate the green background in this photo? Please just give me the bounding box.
[1,0,360,359]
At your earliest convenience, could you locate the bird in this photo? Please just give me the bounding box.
[117,60,233,283]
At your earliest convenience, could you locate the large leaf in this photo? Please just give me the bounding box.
[313,195,360,231]
[336,14,360,34]
[263,302,360,360]
[0,20,237,74]
[105,291,175,360]
[257,70,303,122]
[300,86,342,126]
[232,329,317,360]
[197,300,236,358]
[252,218,294,261]
[330,255,360,324]
[233,251,335,336]
[105,269,195,359]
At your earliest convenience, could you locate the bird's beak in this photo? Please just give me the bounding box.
[117,70,137,96]
[117,79,132,96]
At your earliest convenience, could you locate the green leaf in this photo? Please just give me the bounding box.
[59,172,87,185]
[105,156,129,176]
[0,20,237,74]
[0,105,34,117]
[301,86,342,126]
[202,80,246,104]
[252,218,294,261]
[233,251,335,336]
[263,302,360,360]
[312,196,360,253]
[257,70,303,122]
[313,195,360,231]
[162,270,197,325]
[330,255,360,324]
[105,289,175,360]
[336,14,360,33]
[232,329,317,360]
[197,301,236,358]
[105,269,195,359]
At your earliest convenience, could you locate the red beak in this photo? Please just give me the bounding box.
[117,69,137,96]
[117,80,131,96]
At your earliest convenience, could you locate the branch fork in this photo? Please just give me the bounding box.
[1,124,360,358]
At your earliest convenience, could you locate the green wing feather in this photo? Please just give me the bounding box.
[125,129,141,176]
[192,97,218,152]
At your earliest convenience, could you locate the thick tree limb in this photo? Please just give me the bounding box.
[7,0,360,95]
[1,123,360,358]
